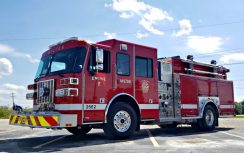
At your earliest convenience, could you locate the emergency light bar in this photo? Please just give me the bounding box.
[49,37,78,48]
[62,37,78,43]
[48,41,62,48]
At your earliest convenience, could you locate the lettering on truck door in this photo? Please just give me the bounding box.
[84,46,112,122]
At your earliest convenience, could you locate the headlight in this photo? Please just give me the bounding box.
[26,93,35,100]
[55,88,78,97]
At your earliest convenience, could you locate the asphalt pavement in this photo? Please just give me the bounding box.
[1,118,244,153]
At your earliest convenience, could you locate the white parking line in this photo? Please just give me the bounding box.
[146,129,159,147]
[33,135,67,148]
[0,130,17,134]
[220,131,244,140]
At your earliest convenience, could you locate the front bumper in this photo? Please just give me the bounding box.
[9,112,77,128]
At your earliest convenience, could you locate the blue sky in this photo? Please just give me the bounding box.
[0,0,244,107]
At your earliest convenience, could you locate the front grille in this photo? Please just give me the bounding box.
[37,79,55,111]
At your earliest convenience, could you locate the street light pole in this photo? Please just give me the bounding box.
[10,93,15,105]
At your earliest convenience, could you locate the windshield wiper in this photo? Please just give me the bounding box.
[34,73,45,81]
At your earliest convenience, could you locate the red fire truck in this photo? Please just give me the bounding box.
[9,37,234,139]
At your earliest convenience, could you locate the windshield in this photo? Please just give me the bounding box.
[35,47,87,79]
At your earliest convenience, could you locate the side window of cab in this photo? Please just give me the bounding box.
[88,47,111,73]
[116,53,130,76]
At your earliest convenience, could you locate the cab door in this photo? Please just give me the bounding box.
[84,46,112,122]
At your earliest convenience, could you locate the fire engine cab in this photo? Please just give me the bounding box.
[9,37,234,139]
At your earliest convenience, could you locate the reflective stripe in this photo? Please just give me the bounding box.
[52,116,59,123]
[38,116,50,126]
[181,104,198,109]
[43,116,58,126]
[9,115,14,124]
[14,116,19,124]
[55,104,82,111]
[10,116,17,124]
[9,115,59,127]
[24,116,28,125]
[220,105,234,109]
[17,117,22,124]
[55,103,159,110]
[27,116,32,125]
[30,116,37,126]
[139,104,159,109]
[55,104,106,111]
[34,116,41,126]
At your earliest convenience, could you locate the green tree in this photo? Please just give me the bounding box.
[0,106,15,119]
[235,102,242,115]
[241,100,244,114]
[0,106,32,119]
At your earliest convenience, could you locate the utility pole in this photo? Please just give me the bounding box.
[10,92,15,105]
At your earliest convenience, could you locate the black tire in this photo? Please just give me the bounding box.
[197,105,217,131]
[103,102,138,139]
[191,120,204,131]
[158,123,178,129]
[66,126,92,136]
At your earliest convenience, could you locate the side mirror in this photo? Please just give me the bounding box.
[96,49,104,64]
[89,47,104,76]
[96,64,103,71]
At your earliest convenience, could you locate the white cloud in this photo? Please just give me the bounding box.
[1,83,25,92]
[120,12,134,19]
[0,83,31,107]
[0,43,39,64]
[0,44,14,54]
[220,53,244,64]
[142,7,173,23]
[25,54,40,64]
[174,19,192,37]
[105,0,173,35]
[104,32,117,39]
[104,3,112,8]
[235,95,244,102]
[0,58,13,78]
[139,18,165,35]
[136,31,148,39]
[105,0,147,14]
[187,36,223,53]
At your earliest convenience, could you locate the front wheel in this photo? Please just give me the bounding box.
[103,102,138,139]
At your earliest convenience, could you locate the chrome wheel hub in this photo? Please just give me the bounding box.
[205,110,214,126]
[113,111,131,132]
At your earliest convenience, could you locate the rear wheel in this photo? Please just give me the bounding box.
[192,105,217,131]
[66,126,92,136]
[103,102,138,139]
